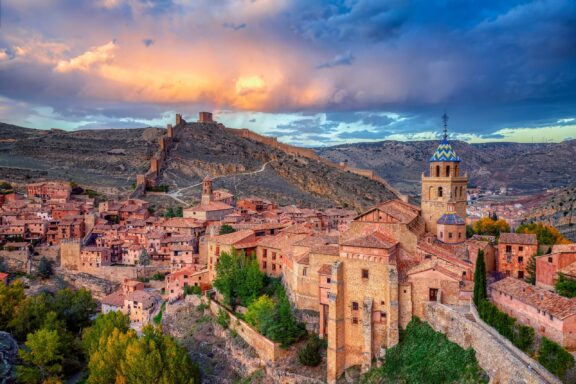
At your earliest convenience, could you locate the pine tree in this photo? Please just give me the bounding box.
[525,255,537,285]
[138,249,151,266]
[473,249,487,306]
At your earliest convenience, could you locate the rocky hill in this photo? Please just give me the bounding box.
[317,140,576,197]
[524,185,576,241]
[0,121,397,210]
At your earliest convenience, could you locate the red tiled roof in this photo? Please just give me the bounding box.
[187,201,233,212]
[499,233,538,245]
[490,277,576,319]
[318,264,332,275]
[160,218,203,228]
[552,244,576,253]
[101,290,125,307]
[211,229,255,245]
[312,244,340,256]
[341,231,397,249]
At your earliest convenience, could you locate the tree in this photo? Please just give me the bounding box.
[17,329,63,384]
[516,222,571,245]
[139,248,151,266]
[0,280,25,330]
[473,250,486,306]
[491,211,498,221]
[219,224,236,235]
[236,258,265,307]
[555,273,576,298]
[538,337,575,380]
[472,217,510,237]
[298,334,323,367]
[0,256,7,273]
[245,295,275,332]
[82,311,131,356]
[164,208,175,218]
[266,284,305,346]
[9,292,54,341]
[87,328,136,384]
[524,254,537,285]
[213,250,239,306]
[175,207,183,218]
[38,257,53,279]
[52,288,97,333]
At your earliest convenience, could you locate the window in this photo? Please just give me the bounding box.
[548,257,553,263]
[272,264,276,271]
[440,231,443,239]
[361,269,369,279]
[352,317,358,325]
[352,301,359,311]
[438,187,443,197]
[381,300,385,305]
[327,278,331,283]
[462,271,466,276]
[448,232,453,239]
[303,267,308,276]
[263,249,267,258]
[425,254,432,259]
[458,232,462,239]
[436,165,440,177]
[272,252,277,260]
[518,256,523,263]
[262,261,267,269]
[518,271,524,279]
[506,245,512,253]
[446,165,451,177]
[519,246,524,252]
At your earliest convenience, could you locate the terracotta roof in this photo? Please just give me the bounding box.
[81,246,109,252]
[552,244,576,253]
[312,244,340,256]
[406,259,462,280]
[125,290,155,307]
[293,234,338,248]
[258,233,307,249]
[0,272,8,280]
[160,218,203,228]
[499,233,538,245]
[211,229,255,245]
[357,199,420,224]
[558,262,576,278]
[101,290,125,307]
[318,264,332,275]
[490,277,576,319]
[341,231,397,249]
[187,201,233,212]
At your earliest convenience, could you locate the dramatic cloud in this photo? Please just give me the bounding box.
[0,0,575,145]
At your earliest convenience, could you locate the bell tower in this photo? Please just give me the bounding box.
[421,113,468,234]
[201,176,214,205]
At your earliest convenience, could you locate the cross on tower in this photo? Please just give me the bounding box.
[442,112,449,140]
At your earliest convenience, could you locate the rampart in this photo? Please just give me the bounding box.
[425,302,561,384]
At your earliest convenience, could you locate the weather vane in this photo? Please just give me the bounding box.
[442,112,449,140]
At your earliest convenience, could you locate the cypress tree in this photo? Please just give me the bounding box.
[473,249,487,306]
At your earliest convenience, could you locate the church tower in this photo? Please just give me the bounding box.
[201,176,214,205]
[421,113,468,234]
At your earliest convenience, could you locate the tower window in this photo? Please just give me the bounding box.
[438,187,443,197]
[446,165,451,177]
[436,165,440,177]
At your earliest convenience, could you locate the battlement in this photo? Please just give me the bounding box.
[198,111,214,123]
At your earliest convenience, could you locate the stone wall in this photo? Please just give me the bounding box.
[206,298,289,364]
[425,302,561,384]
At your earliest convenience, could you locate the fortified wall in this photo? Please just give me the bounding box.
[425,302,561,384]
[225,127,404,200]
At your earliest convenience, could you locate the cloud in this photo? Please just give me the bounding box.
[316,51,355,69]
[223,22,247,31]
[142,38,154,47]
[54,40,117,73]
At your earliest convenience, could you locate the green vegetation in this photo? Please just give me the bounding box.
[37,257,53,279]
[555,273,576,298]
[360,317,487,384]
[164,206,183,218]
[138,249,151,266]
[213,249,265,308]
[219,224,236,235]
[478,300,535,354]
[216,309,230,329]
[146,185,169,193]
[0,281,98,383]
[473,249,487,306]
[0,256,7,273]
[516,222,571,245]
[213,249,305,346]
[298,334,324,367]
[470,217,510,238]
[150,273,165,281]
[0,182,14,195]
[525,253,537,285]
[153,302,166,325]
[83,313,200,384]
[183,285,202,296]
[538,337,575,381]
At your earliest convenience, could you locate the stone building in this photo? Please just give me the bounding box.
[497,233,538,279]
[536,244,576,290]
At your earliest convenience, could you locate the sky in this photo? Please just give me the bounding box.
[0,0,575,147]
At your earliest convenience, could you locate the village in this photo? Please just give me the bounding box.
[1,114,576,384]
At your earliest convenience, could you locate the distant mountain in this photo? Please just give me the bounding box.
[316,140,576,197]
[0,121,397,210]
[524,184,576,241]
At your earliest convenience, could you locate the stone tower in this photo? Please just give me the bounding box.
[201,176,214,205]
[421,114,468,234]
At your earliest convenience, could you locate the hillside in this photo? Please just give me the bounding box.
[0,121,397,210]
[317,140,576,196]
[524,185,576,241]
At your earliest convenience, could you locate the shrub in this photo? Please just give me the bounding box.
[219,224,236,235]
[298,334,323,367]
[216,309,230,329]
[538,337,575,380]
[150,273,165,281]
[37,257,53,279]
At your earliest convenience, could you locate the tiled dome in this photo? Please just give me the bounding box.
[437,212,465,225]
[429,139,461,162]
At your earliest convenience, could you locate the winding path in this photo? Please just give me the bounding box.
[164,161,272,206]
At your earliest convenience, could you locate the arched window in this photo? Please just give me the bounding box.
[438,187,443,197]
[455,165,459,176]
[446,165,451,177]
[460,186,464,197]
[436,165,440,177]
